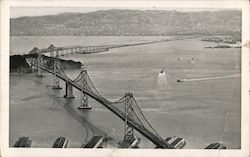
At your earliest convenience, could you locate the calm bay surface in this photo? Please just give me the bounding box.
[10,36,241,148]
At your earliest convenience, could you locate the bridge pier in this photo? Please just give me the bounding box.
[64,82,74,98]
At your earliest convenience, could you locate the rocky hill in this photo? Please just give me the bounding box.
[10,9,241,36]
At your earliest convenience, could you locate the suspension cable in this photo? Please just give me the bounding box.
[36,59,162,139]
[86,73,126,104]
[132,96,163,139]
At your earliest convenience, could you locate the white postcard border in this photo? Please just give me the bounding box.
[1,1,249,157]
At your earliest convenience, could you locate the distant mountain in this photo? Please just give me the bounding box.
[10,9,241,36]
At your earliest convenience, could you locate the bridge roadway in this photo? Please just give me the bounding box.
[34,64,173,149]
[38,44,124,54]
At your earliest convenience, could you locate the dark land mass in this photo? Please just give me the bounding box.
[10,9,241,36]
[200,36,241,43]
[204,45,241,49]
[10,54,81,73]
[201,36,241,48]
[10,55,31,73]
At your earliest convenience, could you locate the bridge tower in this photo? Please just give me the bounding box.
[78,65,92,109]
[52,50,62,89]
[36,50,45,77]
[124,93,135,140]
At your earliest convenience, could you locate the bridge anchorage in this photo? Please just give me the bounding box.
[64,81,75,98]
[78,65,92,109]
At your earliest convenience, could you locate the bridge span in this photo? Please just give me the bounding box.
[28,42,185,148]
[29,39,169,57]
[33,62,173,149]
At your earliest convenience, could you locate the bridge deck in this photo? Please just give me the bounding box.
[34,64,172,148]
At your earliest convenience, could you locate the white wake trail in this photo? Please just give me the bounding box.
[186,74,240,82]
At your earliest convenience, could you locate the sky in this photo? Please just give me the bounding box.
[10,7,239,18]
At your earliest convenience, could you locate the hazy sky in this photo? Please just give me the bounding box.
[10,7,239,18]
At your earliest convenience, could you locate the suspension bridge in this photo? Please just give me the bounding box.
[28,45,186,149]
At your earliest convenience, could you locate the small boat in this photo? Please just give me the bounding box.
[177,78,188,82]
